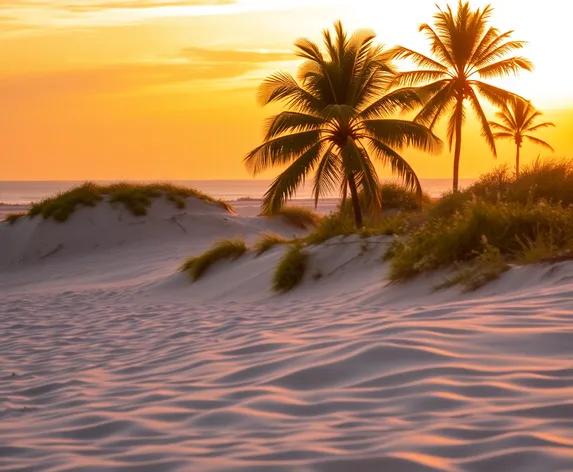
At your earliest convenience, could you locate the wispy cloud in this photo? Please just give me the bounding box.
[0,46,296,105]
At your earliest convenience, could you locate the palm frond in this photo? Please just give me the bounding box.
[492,132,515,140]
[475,57,533,79]
[470,80,521,109]
[413,80,456,128]
[244,130,323,174]
[312,145,341,207]
[523,135,555,152]
[258,72,323,112]
[389,45,448,71]
[361,119,443,154]
[391,70,449,88]
[261,140,327,214]
[418,23,455,68]
[526,122,555,133]
[467,88,496,156]
[358,88,423,119]
[264,112,324,140]
[294,37,325,63]
[365,136,423,197]
[489,121,513,133]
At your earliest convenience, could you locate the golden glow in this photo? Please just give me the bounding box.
[1,0,571,180]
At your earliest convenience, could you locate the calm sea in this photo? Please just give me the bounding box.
[0,179,475,205]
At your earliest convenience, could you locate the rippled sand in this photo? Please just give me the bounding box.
[2,200,573,471]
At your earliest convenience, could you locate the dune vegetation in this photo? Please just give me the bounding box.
[5,213,27,225]
[253,232,290,256]
[181,239,248,281]
[272,245,310,293]
[264,206,321,229]
[7,182,233,223]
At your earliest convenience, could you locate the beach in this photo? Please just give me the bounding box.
[2,196,573,471]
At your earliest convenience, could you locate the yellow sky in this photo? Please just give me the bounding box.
[1,0,571,181]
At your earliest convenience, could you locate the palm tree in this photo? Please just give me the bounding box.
[390,1,533,192]
[489,97,555,177]
[244,21,442,229]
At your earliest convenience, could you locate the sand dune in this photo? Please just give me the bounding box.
[2,200,573,471]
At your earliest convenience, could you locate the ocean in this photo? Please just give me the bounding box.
[0,179,475,205]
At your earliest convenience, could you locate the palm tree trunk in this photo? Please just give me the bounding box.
[516,144,521,178]
[453,97,464,192]
[347,173,363,229]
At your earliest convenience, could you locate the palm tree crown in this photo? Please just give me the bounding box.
[391,1,533,191]
[489,97,555,177]
[244,21,442,228]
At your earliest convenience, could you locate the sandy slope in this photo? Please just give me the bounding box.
[2,198,573,472]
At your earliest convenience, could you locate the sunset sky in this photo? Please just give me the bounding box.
[1,0,571,181]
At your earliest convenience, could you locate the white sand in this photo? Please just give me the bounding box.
[2,197,573,472]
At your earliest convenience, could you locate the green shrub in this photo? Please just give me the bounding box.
[340,182,431,217]
[253,232,290,256]
[388,201,573,281]
[304,213,356,245]
[25,182,232,223]
[272,244,309,292]
[428,190,473,219]
[435,245,510,292]
[4,213,27,225]
[181,239,248,281]
[266,206,321,229]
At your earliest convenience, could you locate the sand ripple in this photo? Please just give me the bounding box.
[2,292,573,471]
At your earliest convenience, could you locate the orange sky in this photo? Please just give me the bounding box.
[1,0,571,181]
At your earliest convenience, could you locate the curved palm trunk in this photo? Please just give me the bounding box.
[515,144,521,178]
[452,96,464,192]
[347,173,363,229]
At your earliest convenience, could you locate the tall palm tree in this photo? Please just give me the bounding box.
[244,21,442,229]
[489,97,555,177]
[390,1,533,192]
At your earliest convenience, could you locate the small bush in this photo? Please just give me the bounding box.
[340,182,431,217]
[266,206,321,229]
[4,213,27,225]
[272,244,309,292]
[388,201,573,281]
[304,213,356,245]
[428,190,473,219]
[253,232,290,256]
[181,239,248,281]
[25,182,233,223]
[435,245,510,292]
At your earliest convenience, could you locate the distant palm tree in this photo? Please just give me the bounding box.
[244,21,442,228]
[489,98,555,177]
[390,1,533,192]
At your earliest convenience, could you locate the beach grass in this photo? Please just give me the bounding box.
[181,239,248,281]
[25,182,233,223]
[272,244,309,292]
[265,206,321,229]
[253,232,290,256]
[4,213,27,225]
[388,201,573,282]
[435,245,510,292]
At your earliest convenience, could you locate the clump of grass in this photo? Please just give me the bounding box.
[304,213,356,245]
[253,232,290,256]
[428,190,473,219]
[388,201,573,282]
[181,239,248,281]
[4,213,27,225]
[340,183,431,218]
[514,227,573,264]
[266,206,321,229]
[272,244,309,292]
[435,244,510,292]
[25,182,233,223]
[29,182,104,222]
